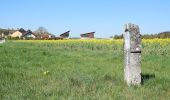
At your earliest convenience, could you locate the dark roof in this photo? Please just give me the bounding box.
[19,28,26,33]
[22,30,34,37]
[80,32,95,37]
[81,32,95,35]
[60,30,70,38]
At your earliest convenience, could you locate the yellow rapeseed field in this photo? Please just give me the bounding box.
[16,38,170,46]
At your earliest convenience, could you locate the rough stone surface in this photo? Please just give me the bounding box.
[123,23,142,86]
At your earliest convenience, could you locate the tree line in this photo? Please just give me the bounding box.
[114,31,170,39]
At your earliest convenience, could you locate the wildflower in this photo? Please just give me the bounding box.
[44,71,49,75]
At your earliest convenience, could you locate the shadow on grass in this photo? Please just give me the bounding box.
[141,73,155,85]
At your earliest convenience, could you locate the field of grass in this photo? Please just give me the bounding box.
[0,39,170,100]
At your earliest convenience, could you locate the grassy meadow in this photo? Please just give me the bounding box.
[0,39,170,100]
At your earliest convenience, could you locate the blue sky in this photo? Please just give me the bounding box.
[0,0,170,38]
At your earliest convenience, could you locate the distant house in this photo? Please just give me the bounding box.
[10,31,23,38]
[10,28,36,39]
[10,28,26,38]
[60,30,70,38]
[80,32,95,39]
[54,30,70,40]
[0,28,16,39]
[22,30,36,39]
[40,33,49,39]
[49,33,56,39]
[39,33,55,40]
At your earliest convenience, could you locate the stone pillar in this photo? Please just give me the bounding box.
[123,23,142,86]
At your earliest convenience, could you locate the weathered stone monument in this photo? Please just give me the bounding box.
[123,23,142,86]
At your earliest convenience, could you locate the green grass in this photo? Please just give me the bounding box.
[0,41,170,100]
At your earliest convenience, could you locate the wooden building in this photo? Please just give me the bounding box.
[80,32,95,39]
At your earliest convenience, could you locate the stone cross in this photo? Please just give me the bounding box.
[123,23,142,86]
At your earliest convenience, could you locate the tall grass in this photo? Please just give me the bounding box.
[0,39,170,100]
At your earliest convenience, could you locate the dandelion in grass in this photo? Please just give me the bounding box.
[44,71,49,75]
